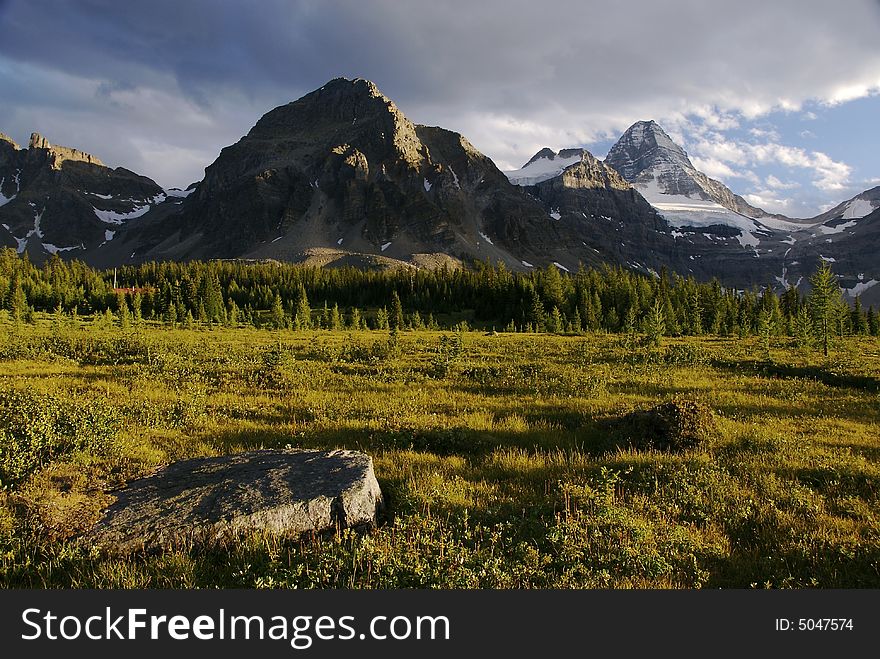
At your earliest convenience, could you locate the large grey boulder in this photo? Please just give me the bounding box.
[83,449,383,553]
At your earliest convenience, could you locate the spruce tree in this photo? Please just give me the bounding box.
[851,296,868,335]
[794,304,812,348]
[375,306,389,330]
[644,299,665,348]
[270,292,286,330]
[390,291,404,331]
[117,291,131,331]
[295,285,311,330]
[527,286,545,332]
[349,307,362,331]
[807,260,841,357]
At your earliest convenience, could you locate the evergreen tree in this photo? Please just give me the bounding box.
[807,260,841,357]
[271,292,286,330]
[851,296,868,335]
[132,291,143,327]
[117,291,131,331]
[9,276,26,325]
[295,285,311,330]
[390,291,404,331]
[757,308,773,359]
[349,307,362,331]
[794,304,812,347]
[867,306,878,337]
[644,299,665,348]
[375,306,389,330]
[166,301,178,327]
[321,301,331,329]
[547,306,563,333]
[527,286,545,332]
[330,303,342,331]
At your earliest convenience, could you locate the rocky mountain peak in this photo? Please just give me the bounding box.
[605,120,692,181]
[0,133,19,150]
[27,132,105,169]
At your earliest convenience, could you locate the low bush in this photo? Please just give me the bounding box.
[0,389,119,488]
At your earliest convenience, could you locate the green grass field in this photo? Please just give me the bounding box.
[1,317,879,588]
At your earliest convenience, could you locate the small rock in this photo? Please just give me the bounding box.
[83,449,383,553]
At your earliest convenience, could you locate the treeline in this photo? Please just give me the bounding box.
[0,247,877,338]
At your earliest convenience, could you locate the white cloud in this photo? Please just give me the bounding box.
[765,175,800,190]
[691,137,853,193]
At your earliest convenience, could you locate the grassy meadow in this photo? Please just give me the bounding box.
[1,315,879,588]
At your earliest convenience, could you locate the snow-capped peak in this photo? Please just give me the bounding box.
[504,148,587,186]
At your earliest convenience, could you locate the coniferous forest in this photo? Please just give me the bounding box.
[1,248,876,339]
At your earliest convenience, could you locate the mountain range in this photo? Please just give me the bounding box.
[2,78,878,305]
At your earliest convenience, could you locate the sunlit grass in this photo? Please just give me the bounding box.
[1,317,878,588]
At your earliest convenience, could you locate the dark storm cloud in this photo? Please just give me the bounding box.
[1,0,879,200]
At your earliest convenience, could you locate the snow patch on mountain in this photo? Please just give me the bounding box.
[818,219,859,235]
[42,243,80,255]
[846,279,879,297]
[94,203,152,224]
[504,151,583,186]
[842,198,877,220]
[165,187,195,198]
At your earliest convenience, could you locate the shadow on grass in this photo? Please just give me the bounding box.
[712,358,880,393]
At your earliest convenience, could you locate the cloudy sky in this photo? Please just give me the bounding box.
[1,0,879,217]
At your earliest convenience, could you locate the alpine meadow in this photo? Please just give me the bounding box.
[1,249,879,588]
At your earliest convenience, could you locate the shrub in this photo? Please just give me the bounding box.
[664,343,709,366]
[609,398,718,452]
[0,390,119,488]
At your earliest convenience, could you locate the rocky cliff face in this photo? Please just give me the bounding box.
[0,131,166,260]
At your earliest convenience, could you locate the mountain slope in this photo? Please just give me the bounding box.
[605,120,775,221]
[0,132,168,260]
[99,78,606,271]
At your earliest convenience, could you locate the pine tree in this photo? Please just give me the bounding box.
[349,307,362,331]
[390,291,404,331]
[643,299,665,348]
[807,260,841,357]
[527,286,545,332]
[867,306,878,337]
[547,306,563,333]
[851,296,868,335]
[330,303,342,331]
[117,291,131,331]
[132,291,143,327]
[757,307,773,359]
[375,306,389,330]
[166,301,178,327]
[321,301,331,329]
[295,285,311,330]
[271,292,286,330]
[10,277,26,326]
[794,304,812,347]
